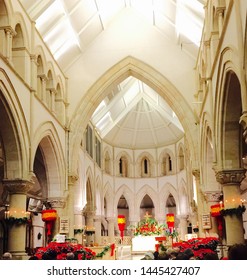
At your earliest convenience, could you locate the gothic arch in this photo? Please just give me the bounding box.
[200,112,218,192]
[159,183,179,214]
[214,47,244,168]
[178,179,189,215]
[85,167,95,212]
[95,176,102,215]
[69,56,198,174]
[31,122,65,197]
[0,68,30,179]
[114,185,134,218]
[103,182,114,218]
[136,185,159,219]
[0,0,10,26]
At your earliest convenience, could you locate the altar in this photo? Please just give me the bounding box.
[132,235,159,253]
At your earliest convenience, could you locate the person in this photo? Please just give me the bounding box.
[228,243,247,260]
[2,252,12,260]
[66,252,75,260]
[29,255,39,260]
[183,248,195,260]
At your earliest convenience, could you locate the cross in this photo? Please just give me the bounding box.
[144,211,152,221]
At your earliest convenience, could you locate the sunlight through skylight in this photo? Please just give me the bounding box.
[176,0,204,46]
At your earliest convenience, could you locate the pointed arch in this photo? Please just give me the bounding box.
[103,182,114,218]
[32,122,66,197]
[114,184,134,218]
[136,185,159,219]
[69,56,198,174]
[159,183,179,214]
[0,68,30,179]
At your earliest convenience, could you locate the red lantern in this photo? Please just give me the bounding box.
[166,213,174,231]
[117,215,126,240]
[42,209,57,238]
[210,203,224,217]
[210,203,224,238]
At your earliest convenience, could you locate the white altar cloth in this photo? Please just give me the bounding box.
[132,235,158,253]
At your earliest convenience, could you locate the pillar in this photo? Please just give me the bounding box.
[67,174,78,238]
[177,215,188,241]
[203,191,223,237]
[3,179,33,260]
[216,170,245,245]
[5,27,15,62]
[192,169,203,237]
[47,198,66,240]
[107,217,115,244]
[94,216,102,245]
[84,210,96,246]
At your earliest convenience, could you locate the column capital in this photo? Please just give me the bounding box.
[68,173,79,185]
[203,191,223,202]
[3,179,33,194]
[106,217,116,223]
[47,197,66,208]
[192,169,200,179]
[215,169,245,185]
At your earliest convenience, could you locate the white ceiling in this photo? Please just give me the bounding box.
[20,0,205,149]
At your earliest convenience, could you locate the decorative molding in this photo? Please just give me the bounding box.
[2,179,33,194]
[47,198,66,208]
[215,170,246,185]
[203,191,222,202]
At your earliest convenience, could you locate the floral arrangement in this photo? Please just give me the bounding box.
[134,218,166,236]
[34,242,115,260]
[173,237,219,260]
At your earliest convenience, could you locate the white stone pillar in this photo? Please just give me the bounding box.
[107,217,115,244]
[177,215,188,241]
[94,216,102,245]
[216,170,245,245]
[3,179,33,260]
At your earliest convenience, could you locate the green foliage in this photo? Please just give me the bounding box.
[220,205,246,217]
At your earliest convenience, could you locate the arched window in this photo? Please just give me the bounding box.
[141,157,150,177]
[119,156,128,177]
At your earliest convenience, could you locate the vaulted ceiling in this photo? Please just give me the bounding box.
[20,0,205,149]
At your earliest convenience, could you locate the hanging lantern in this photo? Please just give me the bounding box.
[117,215,126,240]
[42,209,57,238]
[210,203,224,238]
[210,203,224,217]
[166,213,175,232]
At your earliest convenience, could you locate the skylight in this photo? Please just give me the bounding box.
[176,0,204,46]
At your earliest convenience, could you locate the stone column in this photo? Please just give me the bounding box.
[3,179,33,260]
[216,170,245,245]
[203,191,223,237]
[107,217,116,244]
[67,174,78,238]
[84,210,96,246]
[177,215,188,241]
[94,215,102,245]
[5,27,15,62]
[48,198,66,239]
[192,169,204,237]
[30,54,37,92]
